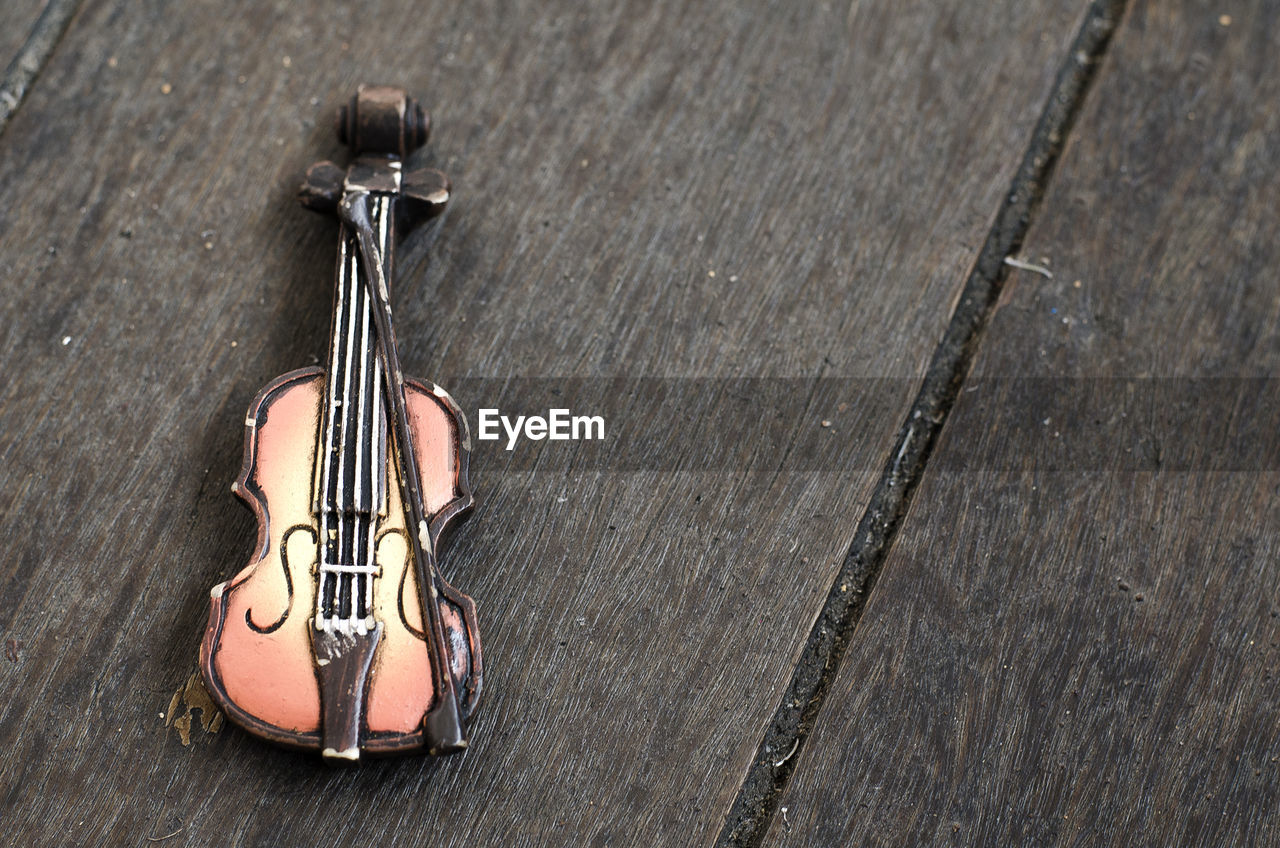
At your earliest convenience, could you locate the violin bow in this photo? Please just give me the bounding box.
[338,190,467,754]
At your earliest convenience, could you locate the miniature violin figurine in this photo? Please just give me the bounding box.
[201,86,482,761]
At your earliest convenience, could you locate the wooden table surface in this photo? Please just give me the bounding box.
[1,1,1275,845]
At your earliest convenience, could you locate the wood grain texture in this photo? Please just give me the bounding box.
[0,0,53,71]
[769,1,1280,845]
[0,0,79,135]
[0,0,1084,844]
[0,1,44,71]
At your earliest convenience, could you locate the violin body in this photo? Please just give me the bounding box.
[199,86,482,760]
[201,368,480,753]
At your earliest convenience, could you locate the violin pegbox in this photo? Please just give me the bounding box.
[301,162,450,223]
[299,85,450,226]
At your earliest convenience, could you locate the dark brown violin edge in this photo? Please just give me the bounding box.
[199,85,482,762]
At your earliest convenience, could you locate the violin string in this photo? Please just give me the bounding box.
[368,346,385,628]
[357,198,386,629]
[316,237,337,627]
[365,197,390,626]
[339,238,361,516]
[325,230,355,629]
[317,233,349,628]
[344,225,364,627]
[353,207,373,631]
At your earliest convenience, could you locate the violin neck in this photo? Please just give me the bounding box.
[312,189,398,632]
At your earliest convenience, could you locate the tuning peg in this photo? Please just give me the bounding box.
[401,168,451,224]
[299,160,345,213]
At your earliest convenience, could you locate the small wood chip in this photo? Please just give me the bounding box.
[147,828,183,842]
[1004,256,1053,279]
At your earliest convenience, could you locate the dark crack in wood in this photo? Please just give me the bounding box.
[714,1,1129,845]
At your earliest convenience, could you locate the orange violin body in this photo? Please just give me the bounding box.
[200,369,480,754]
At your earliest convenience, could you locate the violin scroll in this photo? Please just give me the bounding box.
[336,84,430,157]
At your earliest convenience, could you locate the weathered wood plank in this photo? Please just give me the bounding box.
[0,0,1085,844]
[0,1,45,72]
[769,2,1280,845]
[0,0,78,134]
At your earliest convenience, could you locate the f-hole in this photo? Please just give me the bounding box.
[246,524,316,634]
[380,526,426,640]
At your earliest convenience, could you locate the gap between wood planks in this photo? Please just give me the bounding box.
[714,1,1129,845]
[0,0,83,137]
